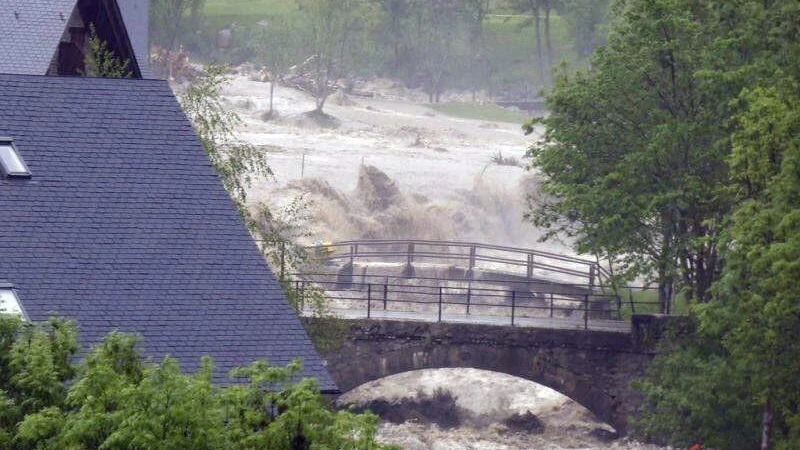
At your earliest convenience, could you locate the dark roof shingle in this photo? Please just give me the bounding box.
[0,0,76,75]
[0,74,333,388]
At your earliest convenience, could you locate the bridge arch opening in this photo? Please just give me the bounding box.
[337,368,619,449]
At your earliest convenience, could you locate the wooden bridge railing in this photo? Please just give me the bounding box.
[301,239,613,288]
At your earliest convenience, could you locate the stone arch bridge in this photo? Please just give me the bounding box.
[309,315,686,435]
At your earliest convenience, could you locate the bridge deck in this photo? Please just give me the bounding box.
[307,307,632,333]
[291,239,660,334]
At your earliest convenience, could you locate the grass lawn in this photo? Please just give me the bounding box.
[202,1,582,93]
[428,103,530,124]
[204,0,297,30]
[616,287,692,319]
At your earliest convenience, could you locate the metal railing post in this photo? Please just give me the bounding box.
[367,283,372,318]
[407,243,415,266]
[468,246,476,279]
[383,283,388,310]
[526,253,534,279]
[584,294,589,329]
[629,288,636,314]
[549,293,554,318]
[438,286,443,322]
[511,290,516,326]
[466,286,471,315]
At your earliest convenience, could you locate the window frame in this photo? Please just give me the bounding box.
[0,282,27,320]
[0,138,31,178]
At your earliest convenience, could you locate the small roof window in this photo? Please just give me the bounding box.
[0,282,26,319]
[0,138,31,178]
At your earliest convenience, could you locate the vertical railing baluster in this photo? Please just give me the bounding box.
[466,285,471,315]
[367,283,372,319]
[383,282,388,310]
[438,286,443,322]
[468,246,476,280]
[584,294,589,329]
[511,290,516,327]
[526,253,534,279]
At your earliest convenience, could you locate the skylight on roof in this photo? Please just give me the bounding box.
[0,283,25,318]
[0,139,31,178]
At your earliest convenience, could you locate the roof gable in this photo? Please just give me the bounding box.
[0,0,144,78]
[0,74,333,388]
[0,0,77,75]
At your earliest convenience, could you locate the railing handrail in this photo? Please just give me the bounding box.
[287,272,660,331]
[306,239,611,286]
[315,239,597,266]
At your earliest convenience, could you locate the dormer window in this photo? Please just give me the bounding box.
[0,138,31,178]
[0,282,26,319]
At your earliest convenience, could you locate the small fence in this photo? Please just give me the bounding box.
[302,239,614,288]
[289,272,660,333]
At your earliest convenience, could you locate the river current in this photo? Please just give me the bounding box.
[340,369,672,450]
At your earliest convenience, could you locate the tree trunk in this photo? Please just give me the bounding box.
[658,278,673,314]
[269,80,276,114]
[761,398,773,450]
[315,95,327,113]
[533,4,544,84]
[544,2,553,75]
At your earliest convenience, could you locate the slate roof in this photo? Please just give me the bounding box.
[0,74,334,389]
[0,0,77,75]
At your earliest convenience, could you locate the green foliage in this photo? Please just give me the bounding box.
[151,0,206,51]
[250,197,350,353]
[247,15,304,114]
[633,1,800,449]
[162,0,615,96]
[179,64,273,214]
[83,23,132,78]
[179,65,347,355]
[295,0,379,112]
[526,0,738,309]
[0,317,394,450]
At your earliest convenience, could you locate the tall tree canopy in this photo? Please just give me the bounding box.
[635,1,800,448]
[532,0,800,448]
[525,0,742,310]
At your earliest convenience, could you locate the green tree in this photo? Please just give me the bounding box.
[636,81,800,450]
[151,0,205,52]
[525,0,736,310]
[634,2,800,448]
[150,0,205,78]
[0,317,397,450]
[252,16,302,118]
[373,0,412,75]
[295,0,377,113]
[413,0,467,102]
[83,23,132,78]
[463,0,492,99]
[505,0,557,84]
[560,0,609,58]
[0,317,77,450]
